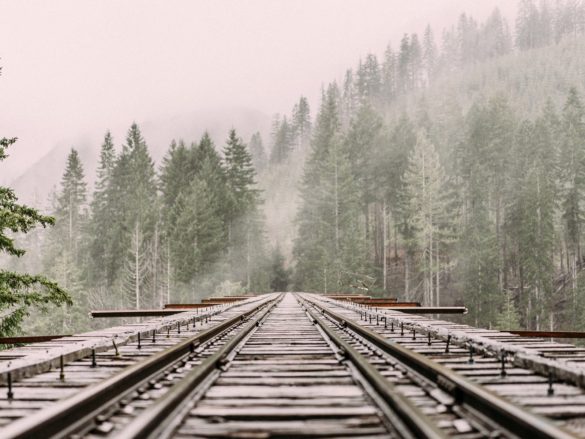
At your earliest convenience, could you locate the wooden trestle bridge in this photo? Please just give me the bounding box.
[1,293,585,437]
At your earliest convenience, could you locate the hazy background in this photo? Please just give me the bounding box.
[1,0,516,199]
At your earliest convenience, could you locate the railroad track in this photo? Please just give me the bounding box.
[0,292,584,438]
[305,293,585,437]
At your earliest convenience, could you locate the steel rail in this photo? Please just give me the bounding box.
[1,295,278,439]
[302,294,577,439]
[299,298,447,439]
[114,295,282,439]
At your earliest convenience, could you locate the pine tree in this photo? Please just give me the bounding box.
[399,131,448,305]
[270,247,290,292]
[270,117,293,164]
[0,137,71,335]
[223,129,265,288]
[356,54,382,104]
[506,118,557,328]
[291,96,311,151]
[107,123,158,307]
[559,88,585,272]
[170,174,224,284]
[248,132,267,173]
[42,148,88,327]
[422,25,437,85]
[381,43,397,102]
[54,149,87,263]
[87,132,116,288]
[294,84,367,292]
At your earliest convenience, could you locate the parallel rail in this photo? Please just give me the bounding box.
[301,293,576,439]
[1,295,277,439]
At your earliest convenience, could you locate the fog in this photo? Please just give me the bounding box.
[1,0,515,185]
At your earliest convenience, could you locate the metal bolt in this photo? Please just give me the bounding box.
[91,349,97,368]
[7,372,13,400]
[59,355,65,382]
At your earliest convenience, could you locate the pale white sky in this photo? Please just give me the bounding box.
[0,0,516,182]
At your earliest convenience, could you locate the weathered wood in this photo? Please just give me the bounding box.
[507,330,585,339]
[91,309,187,317]
[0,336,70,344]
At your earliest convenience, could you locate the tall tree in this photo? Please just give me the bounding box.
[248,132,267,173]
[294,84,367,292]
[223,129,265,289]
[0,137,71,335]
[399,131,448,305]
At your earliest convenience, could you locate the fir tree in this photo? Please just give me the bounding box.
[0,137,71,335]
[248,132,267,173]
[270,247,290,292]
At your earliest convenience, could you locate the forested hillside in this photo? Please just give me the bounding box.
[5,0,585,335]
[286,0,585,331]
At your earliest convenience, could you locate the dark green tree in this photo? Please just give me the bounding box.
[0,137,71,335]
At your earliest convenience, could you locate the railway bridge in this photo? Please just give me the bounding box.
[0,293,585,437]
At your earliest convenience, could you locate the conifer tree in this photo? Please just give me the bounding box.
[399,131,448,305]
[223,129,265,288]
[292,97,311,149]
[294,84,366,291]
[270,247,290,292]
[87,132,116,288]
[248,132,267,173]
[54,148,87,263]
[0,137,71,335]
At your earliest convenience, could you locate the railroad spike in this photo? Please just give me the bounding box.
[500,350,507,377]
[7,372,13,400]
[137,333,141,350]
[548,372,555,396]
[445,335,451,353]
[91,349,97,368]
[59,355,65,382]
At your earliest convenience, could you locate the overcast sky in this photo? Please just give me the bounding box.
[0,0,516,183]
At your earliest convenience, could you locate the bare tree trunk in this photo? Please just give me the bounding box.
[436,243,440,307]
[153,222,159,308]
[135,222,140,310]
[246,226,251,291]
[167,240,171,305]
[382,199,387,292]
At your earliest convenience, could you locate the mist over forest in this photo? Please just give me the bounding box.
[3,0,585,336]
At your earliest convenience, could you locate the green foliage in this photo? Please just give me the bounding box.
[270,247,290,292]
[0,138,71,335]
